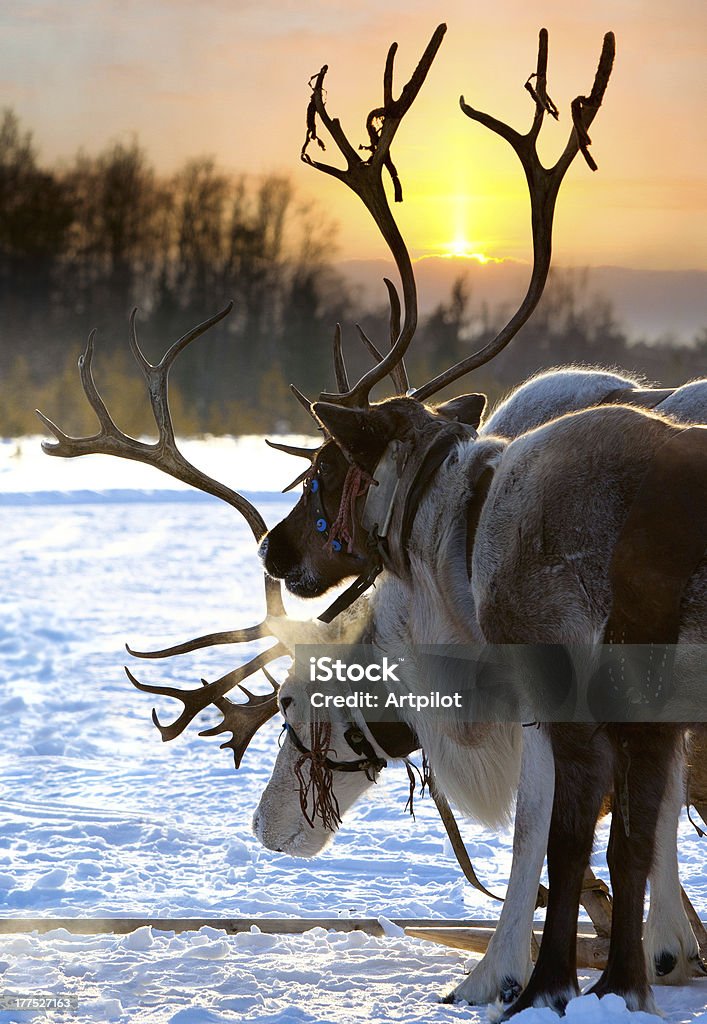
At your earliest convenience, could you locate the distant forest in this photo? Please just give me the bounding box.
[1,108,705,438]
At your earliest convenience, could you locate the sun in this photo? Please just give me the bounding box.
[444,236,493,263]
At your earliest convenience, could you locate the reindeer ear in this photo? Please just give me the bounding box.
[434,393,487,429]
[312,403,382,463]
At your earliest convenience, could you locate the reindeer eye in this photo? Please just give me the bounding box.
[344,726,368,754]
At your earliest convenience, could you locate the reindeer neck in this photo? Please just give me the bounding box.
[365,420,474,577]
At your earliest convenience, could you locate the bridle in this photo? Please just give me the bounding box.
[304,468,343,553]
[282,714,394,832]
[310,419,476,624]
[283,719,388,781]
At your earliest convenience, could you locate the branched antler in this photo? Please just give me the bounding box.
[331,276,409,400]
[301,24,447,406]
[297,25,614,407]
[413,29,615,401]
[37,304,270,536]
[127,654,285,765]
[37,306,293,765]
[203,668,281,769]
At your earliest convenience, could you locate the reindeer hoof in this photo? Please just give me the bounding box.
[500,978,523,1004]
[442,972,526,1007]
[654,950,678,977]
[500,984,578,1020]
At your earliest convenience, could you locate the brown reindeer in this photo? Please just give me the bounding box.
[254,22,707,1019]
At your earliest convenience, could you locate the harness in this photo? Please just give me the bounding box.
[362,420,475,576]
[315,420,474,623]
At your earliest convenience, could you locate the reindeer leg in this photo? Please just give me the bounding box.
[644,744,705,984]
[503,725,612,1017]
[445,726,554,1006]
[588,725,683,1012]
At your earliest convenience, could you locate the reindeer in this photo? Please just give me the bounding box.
[37,21,707,1020]
[252,24,707,1018]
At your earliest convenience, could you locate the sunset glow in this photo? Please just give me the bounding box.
[0,1,704,271]
[442,242,495,264]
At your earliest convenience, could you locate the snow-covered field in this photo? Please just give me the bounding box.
[1,436,706,1024]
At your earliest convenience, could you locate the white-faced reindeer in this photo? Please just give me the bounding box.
[37,21,707,1023]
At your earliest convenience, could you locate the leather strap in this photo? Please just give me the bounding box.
[429,776,504,902]
[383,422,473,575]
[319,424,473,623]
[317,561,384,624]
[366,719,504,902]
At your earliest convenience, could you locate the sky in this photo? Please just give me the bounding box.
[1,0,706,271]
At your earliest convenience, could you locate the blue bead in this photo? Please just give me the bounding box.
[311,478,319,493]
[315,518,327,532]
[331,539,342,552]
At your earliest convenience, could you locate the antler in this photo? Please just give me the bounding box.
[201,668,282,769]
[127,652,285,766]
[37,305,291,764]
[413,29,615,402]
[302,24,446,406]
[38,305,266,536]
[37,304,286,632]
[352,279,410,395]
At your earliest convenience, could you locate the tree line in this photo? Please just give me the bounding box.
[0,108,704,438]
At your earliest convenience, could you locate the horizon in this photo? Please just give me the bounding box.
[2,1,705,273]
[336,257,706,345]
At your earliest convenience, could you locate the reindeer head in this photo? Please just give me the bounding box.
[260,23,614,599]
[253,674,384,856]
[260,394,486,596]
[253,665,421,856]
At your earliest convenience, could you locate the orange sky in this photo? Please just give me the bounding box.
[2,0,706,270]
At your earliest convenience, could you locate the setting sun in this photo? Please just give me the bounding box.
[442,240,495,263]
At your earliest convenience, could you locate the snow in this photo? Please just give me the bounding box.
[1,435,706,1023]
